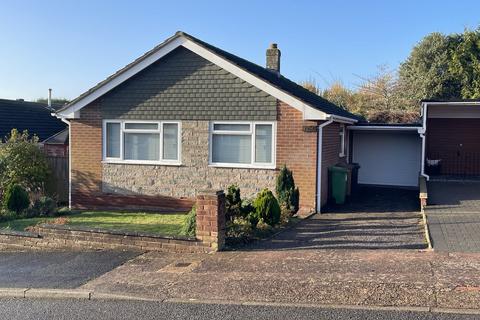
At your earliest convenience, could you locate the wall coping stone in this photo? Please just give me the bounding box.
[197,190,225,196]
[0,229,40,238]
[37,224,196,241]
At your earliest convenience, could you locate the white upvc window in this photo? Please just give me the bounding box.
[339,125,346,157]
[103,120,181,165]
[209,121,276,169]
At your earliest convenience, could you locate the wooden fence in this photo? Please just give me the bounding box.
[45,156,68,204]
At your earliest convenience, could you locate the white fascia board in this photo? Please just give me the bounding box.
[348,125,421,131]
[57,37,187,118]
[330,115,357,124]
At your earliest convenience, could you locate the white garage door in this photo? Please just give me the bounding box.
[352,131,422,187]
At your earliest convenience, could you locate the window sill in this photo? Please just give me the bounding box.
[102,160,182,166]
[208,163,276,170]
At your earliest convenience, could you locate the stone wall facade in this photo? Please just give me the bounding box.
[102,121,277,200]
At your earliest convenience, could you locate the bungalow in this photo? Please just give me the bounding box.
[54,31,361,213]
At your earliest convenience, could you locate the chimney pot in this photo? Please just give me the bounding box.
[48,88,52,107]
[266,43,281,73]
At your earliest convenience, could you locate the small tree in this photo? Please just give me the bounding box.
[3,184,30,214]
[0,129,50,194]
[225,184,242,221]
[253,188,281,227]
[276,165,300,214]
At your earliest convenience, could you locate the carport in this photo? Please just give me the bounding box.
[422,100,480,177]
[420,100,480,252]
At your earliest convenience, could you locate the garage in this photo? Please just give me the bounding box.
[350,125,422,188]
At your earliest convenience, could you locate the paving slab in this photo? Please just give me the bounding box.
[426,181,480,253]
[81,250,480,310]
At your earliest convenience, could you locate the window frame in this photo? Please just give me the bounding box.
[208,121,276,169]
[102,119,182,165]
[339,125,346,158]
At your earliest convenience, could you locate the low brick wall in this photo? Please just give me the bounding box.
[0,225,211,253]
[0,189,226,253]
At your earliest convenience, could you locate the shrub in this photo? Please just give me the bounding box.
[247,211,260,229]
[57,207,72,216]
[2,184,30,214]
[225,185,242,221]
[276,165,300,215]
[182,206,196,237]
[0,129,50,193]
[253,189,281,227]
[240,199,255,217]
[32,196,57,217]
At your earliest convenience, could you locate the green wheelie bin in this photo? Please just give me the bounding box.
[329,166,348,204]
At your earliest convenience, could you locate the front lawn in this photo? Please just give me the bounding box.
[0,211,188,236]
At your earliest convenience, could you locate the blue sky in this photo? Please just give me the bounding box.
[1,0,479,101]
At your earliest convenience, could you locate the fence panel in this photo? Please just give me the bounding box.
[45,156,68,204]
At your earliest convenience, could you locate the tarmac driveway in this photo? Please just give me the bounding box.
[0,251,139,289]
[251,186,427,250]
[426,181,480,253]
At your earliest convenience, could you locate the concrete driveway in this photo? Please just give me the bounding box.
[426,181,480,253]
[251,187,427,250]
[0,251,139,288]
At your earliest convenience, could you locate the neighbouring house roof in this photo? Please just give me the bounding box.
[56,31,361,122]
[42,128,69,145]
[0,99,67,142]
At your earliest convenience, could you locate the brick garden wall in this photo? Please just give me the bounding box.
[0,191,226,253]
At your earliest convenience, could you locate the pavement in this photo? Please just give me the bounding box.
[426,181,480,253]
[0,298,478,320]
[80,249,480,310]
[0,251,139,288]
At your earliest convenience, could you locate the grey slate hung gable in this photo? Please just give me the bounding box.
[98,47,278,121]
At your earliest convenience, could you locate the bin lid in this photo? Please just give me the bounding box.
[328,166,348,173]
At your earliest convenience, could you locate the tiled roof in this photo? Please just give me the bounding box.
[60,31,361,121]
[0,99,67,142]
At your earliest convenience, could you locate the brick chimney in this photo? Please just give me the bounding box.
[266,43,281,73]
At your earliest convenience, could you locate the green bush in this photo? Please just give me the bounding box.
[2,184,29,214]
[253,188,281,227]
[32,196,57,217]
[225,184,242,221]
[247,211,260,229]
[276,165,300,215]
[0,129,50,193]
[182,206,196,237]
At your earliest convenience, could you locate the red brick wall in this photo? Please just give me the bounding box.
[427,118,480,175]
[320,122,345,207]
[70,104,103,200]
[276,102,318,212]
